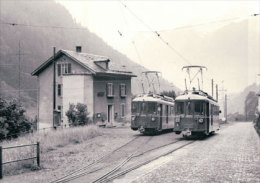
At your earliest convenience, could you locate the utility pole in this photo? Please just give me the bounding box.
[216,84,218,102]
[219,80,227,122]
[18,41,21,102]
[225,94,227,123]
[211,79,214,98]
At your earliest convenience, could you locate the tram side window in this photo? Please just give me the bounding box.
[170,106,174,115]
[176,102,184,115]
[213,105,219,115]
[194,101,204,115]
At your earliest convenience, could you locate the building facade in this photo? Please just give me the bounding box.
[32,47,136,129]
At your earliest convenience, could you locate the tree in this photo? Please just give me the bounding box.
[160,90,176,99]
[66,103,90,126]
[0,98,32,140]
[245,91,258,121]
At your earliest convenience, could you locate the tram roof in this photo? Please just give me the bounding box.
[133,94,174,105]
[175,92,218,105]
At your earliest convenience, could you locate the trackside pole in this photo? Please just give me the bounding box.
[0,146,2,179]
[37,142,40,167]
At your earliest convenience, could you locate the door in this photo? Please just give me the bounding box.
[159,104,163,130]
[210,105,214,131]
[206,103,209,133]
[107,105,114,123]
[166,105,169,123]
[54,111,61,127]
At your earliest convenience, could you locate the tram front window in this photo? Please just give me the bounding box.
[147,102,156,114]
[176,102,184,115]
[194,101,204,115]
[186,102,193,115]
[131,102,139,114]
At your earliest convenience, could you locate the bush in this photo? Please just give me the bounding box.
[66,103,91,126]
[0,97,32,140]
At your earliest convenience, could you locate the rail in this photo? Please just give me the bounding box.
[0,142,40,179]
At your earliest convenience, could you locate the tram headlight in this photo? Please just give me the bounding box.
[175,117,180,123]
[151,117,155,121]
[131,116,136,121]
[198,118,204,123]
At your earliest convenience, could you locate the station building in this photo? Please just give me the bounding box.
[32,46,136,129]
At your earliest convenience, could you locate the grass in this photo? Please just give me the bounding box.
[0,125,103,176]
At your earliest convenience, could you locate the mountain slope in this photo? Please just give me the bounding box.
[0,0,179,117]
[228,83,259,114]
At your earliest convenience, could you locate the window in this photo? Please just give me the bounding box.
[176,102,184,115]
[131,102,139,114]
[147,102,156,114]
[58,106,61,110]
[141,102,147,113]
[58,84,62,96]
[107,83,114,97]
[194,101,204,115]
[120,84,126,97]
[57,64,61,76]
[186,102,193,115]
[59,63,72,75]
[170,106,174,115]
[121,103,125,117]
[213,105,219,115]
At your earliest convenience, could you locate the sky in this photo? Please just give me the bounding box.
[56,0,260,94]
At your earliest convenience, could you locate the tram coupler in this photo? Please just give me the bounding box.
[182,129,192,137]
[139,126,145,133]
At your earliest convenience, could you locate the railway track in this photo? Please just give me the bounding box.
[51,134,195,183]
[100,140,196,183]
[51,136,140,183]
[51,135,152,183]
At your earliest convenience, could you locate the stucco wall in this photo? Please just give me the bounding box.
[84,75,94,118]
[55,55,92,126]
[62,75,94,126]
[38,63,53,129]
[93,77,132,123]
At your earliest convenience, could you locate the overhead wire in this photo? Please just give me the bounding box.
[119,1,191,65]
[118,1,144,65]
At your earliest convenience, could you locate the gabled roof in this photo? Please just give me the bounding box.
[31,49,136,77]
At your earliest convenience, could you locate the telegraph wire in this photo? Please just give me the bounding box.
[0,21,89,31]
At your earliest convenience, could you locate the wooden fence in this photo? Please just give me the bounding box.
[0,142,40,179]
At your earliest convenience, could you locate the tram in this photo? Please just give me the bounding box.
[173,65,221,137]
[174,89,220,136]
[130,71,175,134]
[131,93,175,134]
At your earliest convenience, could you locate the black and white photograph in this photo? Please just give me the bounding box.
[0,0,259,182]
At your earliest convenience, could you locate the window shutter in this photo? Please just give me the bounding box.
[68,63,71,73]
[106,83,108,96]
[124,84,126,96]
[119,84,122,96]
[57,64,61,76]
[112,83,114,96]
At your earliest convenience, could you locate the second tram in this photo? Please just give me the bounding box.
[174,90,220,137]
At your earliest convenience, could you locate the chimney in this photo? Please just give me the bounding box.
[76,46,82,53]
